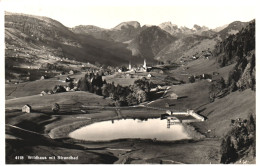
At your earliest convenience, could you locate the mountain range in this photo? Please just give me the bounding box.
[5,12,250,68]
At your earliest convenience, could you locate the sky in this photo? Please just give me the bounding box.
[1,0,257,29]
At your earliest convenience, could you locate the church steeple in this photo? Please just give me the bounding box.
[143,59,147,69]
[129,61,132,70]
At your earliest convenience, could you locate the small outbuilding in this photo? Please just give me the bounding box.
[69,70,74,75]
[40,75,48,80]
[66,87,71,91]
[40,90,47,96]
[65,76,72,82]
[170,93,179,99]
[147,73,153,78]
[22,104,31,113]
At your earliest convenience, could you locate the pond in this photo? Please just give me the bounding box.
[69,118,191,141]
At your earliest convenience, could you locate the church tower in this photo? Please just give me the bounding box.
[129,61,132,70]
[143,59,147,69]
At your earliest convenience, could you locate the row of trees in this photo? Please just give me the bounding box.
[77,73,156,106]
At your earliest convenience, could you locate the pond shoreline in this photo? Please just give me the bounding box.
[7,108,221,164]
[47,110,206,142]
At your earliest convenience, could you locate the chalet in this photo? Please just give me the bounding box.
[159,70,164,74]
[22,104,31,113]
[192,55,198,60]
[69,70,74,75]
[206,79,212,82]
[147,73,153,78]
[40,75,48,80]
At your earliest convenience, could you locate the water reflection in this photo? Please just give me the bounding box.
[69,118,190,141]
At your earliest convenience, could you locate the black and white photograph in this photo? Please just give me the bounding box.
[1,0,257,164]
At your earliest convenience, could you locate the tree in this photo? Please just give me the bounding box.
[77,77,90,91]
[101,84,109,98]
[53,85,66,93]
[220,136,238,163]
[126,94,138,106]
[92,75,103,87]
[68,82,74,89]
[52,103,60,114]
[121,66,127,72]
[188,75,195,83]
[95,87,102,96]
[209,77,226,99]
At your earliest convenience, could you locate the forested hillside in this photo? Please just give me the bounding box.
[214,20,255,91]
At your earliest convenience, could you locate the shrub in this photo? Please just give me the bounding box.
[188,75,195,83]
[53,85,66,93]
[52,103,60,113]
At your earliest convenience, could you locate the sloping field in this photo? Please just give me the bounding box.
[168,58,235,82]
[192,89,255,137]
[6,91,113,110]
[5,79,67,99]
[148,80,211,111]
[5,72,88,99]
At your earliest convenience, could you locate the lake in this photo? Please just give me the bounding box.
[69,118,191,141]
